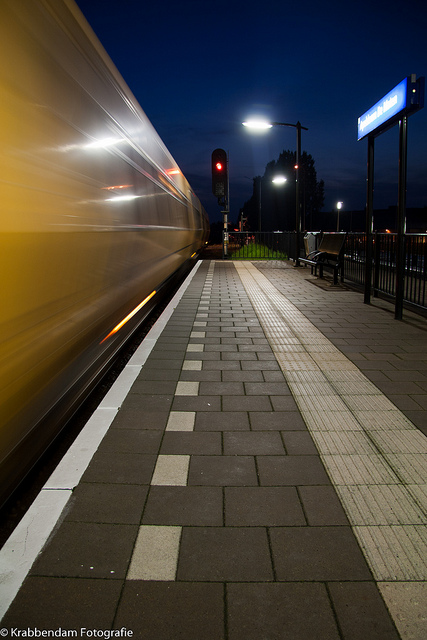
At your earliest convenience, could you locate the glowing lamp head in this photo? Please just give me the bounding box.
[242,120,273,130]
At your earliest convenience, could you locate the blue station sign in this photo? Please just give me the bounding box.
[358,75,424,140]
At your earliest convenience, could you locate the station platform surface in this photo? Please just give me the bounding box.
[1,259,426,639]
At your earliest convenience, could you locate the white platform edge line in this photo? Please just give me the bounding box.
[0,259,203,621]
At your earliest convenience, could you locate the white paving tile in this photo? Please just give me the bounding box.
[182,360,202,370]
[127,525,181,580]
[175,381,199,396]
[166,411,195,431]
[151,455,190,486]
[186,343,204,352]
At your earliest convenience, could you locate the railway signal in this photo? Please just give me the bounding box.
[211,148,228,201]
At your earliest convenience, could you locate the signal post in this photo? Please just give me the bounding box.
[211,148,229,258]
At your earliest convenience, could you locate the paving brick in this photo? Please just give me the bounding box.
[270,527,372,581]
[328,582,401,639]
[270,395,300,411]
[250,411,307,430]
[160,431,221,455]
[143,486,223,525]
[257,455,331,485]
[81,452,156,484]
[195,411,250,430]
[222,395,273,411]
[244,381,292,395]
[227,583,340,640]
[298,486,350,525]
[111,409,169,430]
[222,370,264,381]
[31,522,138,579]
[282,431,319,455]
[98,429,163,454]
[177,527,273,581]
[115,582,225,640]
[2,577,122,628]
[199,381,245,395]
[172,395,221,411]
[65,483,148,524]
[123,393,173,412]
[223,431,285,455]
[188,455,258,486]
[225,487,305,526]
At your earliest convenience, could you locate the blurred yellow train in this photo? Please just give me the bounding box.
[0,0,209,505]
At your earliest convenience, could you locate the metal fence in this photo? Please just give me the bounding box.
[226,232,296,260]
[224,230,427,313]
[343,233,427,310]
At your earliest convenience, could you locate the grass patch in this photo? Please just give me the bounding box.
[229,243,288,260]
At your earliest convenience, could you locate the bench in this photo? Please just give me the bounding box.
[299,232,346,285]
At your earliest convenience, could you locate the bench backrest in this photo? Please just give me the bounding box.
[317,232,346,257]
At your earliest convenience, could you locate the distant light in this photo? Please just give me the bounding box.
[337,201,343,210]
[242,120,273,130]
[272,176,287,185]
[215,162,223,171]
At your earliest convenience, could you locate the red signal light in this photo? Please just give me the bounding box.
[211,148,228,199]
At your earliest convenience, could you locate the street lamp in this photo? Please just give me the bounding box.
[272,176,287,185]
[242,119,308,265]
[336,201,343,231]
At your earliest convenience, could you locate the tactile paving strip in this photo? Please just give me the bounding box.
[235,261,427,582]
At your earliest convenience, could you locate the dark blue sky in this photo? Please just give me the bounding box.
[75,0,427,223]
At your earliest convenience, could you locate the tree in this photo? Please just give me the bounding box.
[240,150,324,231]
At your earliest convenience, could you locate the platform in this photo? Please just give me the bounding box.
[1,259,426,639]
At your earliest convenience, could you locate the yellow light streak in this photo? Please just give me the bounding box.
[100,290,156,344]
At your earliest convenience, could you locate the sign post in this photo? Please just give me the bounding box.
[357,75,424,318]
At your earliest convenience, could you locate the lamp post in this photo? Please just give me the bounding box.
[243,119,308,265]
[336,201,343,231]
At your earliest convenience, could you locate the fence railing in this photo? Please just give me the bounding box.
[226,231,296,260]
[345,232,427,310]
[224,230,427,313]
